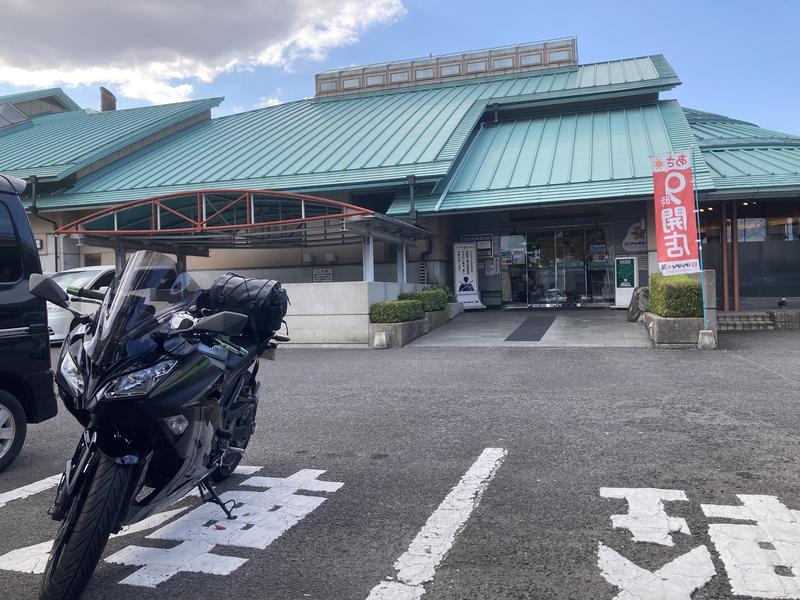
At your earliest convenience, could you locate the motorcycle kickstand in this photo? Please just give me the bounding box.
[197,478,237,520]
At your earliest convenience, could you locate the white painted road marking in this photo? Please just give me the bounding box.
[0,466,263,576]
[599,488,690,546]
[366,447,507,600]
[0,474,61,509]
[106,468,344,587]
[702,495,800,598]
[598,543,716,600]
[0,506,190,574]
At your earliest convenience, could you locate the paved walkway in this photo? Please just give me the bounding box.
[409,308,653,348]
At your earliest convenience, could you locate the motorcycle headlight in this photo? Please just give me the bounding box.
[106,360,177,398]
[59,352,84,396]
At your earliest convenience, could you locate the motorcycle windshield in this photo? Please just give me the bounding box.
[87,251,200,366]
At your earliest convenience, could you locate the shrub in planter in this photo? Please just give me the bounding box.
[649,273,703,318]
[429,284,456,303]
[370,300,424,323]
[398,289,447,312]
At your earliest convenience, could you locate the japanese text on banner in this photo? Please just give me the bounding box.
[652,152,700,275]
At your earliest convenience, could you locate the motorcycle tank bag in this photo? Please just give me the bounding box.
[208,273,289,346]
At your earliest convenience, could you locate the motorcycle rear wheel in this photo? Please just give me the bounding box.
[39,453,134,600]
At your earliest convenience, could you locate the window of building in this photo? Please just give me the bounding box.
[390,71,410,83]
[319,81,337,92]
[548,49,571,62]
[492,57,514,69]
[520,53,542,66]
[366,74,385,86]
[0,204,22,282]
[342,78,361,89]
[440,64,461,77]
[83,254,102,267]
[415,68,434,80]
[467,61,487,73]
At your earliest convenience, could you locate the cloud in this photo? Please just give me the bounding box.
[258,97,282,108]
[0,0,405,104]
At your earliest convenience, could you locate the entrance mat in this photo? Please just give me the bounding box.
[505,315,557,341]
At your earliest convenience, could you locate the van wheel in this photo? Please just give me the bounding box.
[0,390,27,472]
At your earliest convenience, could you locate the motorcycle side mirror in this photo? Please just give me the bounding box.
[29,273,69,307]
[192,311,248,336]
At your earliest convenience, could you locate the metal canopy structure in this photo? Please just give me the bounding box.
[55,189,430,257]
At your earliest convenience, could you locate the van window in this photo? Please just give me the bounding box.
[0,204,22,282]
[92,270,115,289]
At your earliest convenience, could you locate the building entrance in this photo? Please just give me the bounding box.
[500,225,614,306]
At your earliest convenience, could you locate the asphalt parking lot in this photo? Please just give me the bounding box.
[1,329,800,599]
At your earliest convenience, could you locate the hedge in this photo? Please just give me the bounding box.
[397,288,448,312]
[649,273,703,318]
[369,300,424,323]
[429,284,456,303]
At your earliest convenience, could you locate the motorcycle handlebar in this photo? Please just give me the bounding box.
[72,287,105,302]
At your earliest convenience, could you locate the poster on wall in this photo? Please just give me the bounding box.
[652,152,700,275]
[454,242,486,310]
[461,234,494,258]
[622,219,647,253]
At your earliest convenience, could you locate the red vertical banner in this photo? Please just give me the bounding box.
[652,152,700,275]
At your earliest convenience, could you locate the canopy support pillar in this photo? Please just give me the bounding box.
[176,254,187,274]
[396,244,407,284]
[720,202,729,312]
[114,248,127,278]
[731,201,741,311]
[362,235,374,282]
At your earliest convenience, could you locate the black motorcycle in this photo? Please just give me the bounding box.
[28,250,288,600]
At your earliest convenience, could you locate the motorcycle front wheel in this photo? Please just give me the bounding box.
[39,453,134,600]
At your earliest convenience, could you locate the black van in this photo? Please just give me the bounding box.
[0,175,57,471]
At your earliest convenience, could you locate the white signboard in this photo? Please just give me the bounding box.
[614,256,638,308]
[312,267,334,283]
[454,243,485,310]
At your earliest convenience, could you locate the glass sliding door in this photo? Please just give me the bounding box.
[500,225,614,307]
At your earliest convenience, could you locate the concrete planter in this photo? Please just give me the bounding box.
[644,312,705,348]
[424,309,450,333]
[369,319,426,348]
[446,302,464,320]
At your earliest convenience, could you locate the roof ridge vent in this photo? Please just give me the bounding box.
[315,37,577,98]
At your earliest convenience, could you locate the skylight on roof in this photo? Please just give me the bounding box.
[0,103,30,131]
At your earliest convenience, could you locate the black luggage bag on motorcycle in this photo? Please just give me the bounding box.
[208,273,289,350]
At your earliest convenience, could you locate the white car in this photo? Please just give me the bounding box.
[47,265,115,343]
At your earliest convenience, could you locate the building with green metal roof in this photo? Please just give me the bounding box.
[7,37,800,313]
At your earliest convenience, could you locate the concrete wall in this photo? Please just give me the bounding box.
[189,271,423,345]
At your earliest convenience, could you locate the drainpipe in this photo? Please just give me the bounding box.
[29,175,59,272]
[406,174,417,224]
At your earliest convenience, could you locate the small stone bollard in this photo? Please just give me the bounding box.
[373,331,390,349]
[697,329,716,350]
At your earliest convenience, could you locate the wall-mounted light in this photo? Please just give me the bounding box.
[742,202,749,206]
[707,206,714,211]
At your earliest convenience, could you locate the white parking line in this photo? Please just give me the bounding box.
[0,474,61,509]
[366,447,507,600]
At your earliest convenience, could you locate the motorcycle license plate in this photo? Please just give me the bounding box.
[261,346,277,361]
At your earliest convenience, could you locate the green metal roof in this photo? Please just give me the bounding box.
[0,87,82,112]
[37,55,679,210]
[685,108,800,191]
[388,100,713,214]
[0,97,221,181]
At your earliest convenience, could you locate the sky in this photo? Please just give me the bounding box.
[0,0,798,133]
